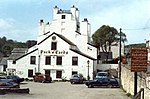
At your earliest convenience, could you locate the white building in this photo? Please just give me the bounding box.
[7,5,97,80]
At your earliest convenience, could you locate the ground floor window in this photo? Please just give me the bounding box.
[56,70,62,78]
[3,65,7,71]
[28,69,33,77]
[45,70,51,75]
[72,71,78,75]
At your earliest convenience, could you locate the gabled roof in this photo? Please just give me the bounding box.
[16,48,38,61]
[38,32,76,46]
[11,32,95,61]
[11,48,28,53]
[38,32,96,60]
[8,48,28,60]
[70,48,96,60]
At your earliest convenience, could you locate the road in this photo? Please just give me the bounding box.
[0,81,130,99]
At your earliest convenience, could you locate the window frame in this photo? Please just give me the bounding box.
[51,42,57,50]
[72,57,78,66]
[56,70,62,78]
[28,69,33,77]
[30,56,36,64]
[45,56,51,65]
[61,15,66,19]
[56,56,62,65]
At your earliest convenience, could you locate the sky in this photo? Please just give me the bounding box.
[0,0,150,45]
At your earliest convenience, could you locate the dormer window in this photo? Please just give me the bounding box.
[61,15,66,19]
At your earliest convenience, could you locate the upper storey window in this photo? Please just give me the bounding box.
[61,15,66,19]
[51,42,57,50]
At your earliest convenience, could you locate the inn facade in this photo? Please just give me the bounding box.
[6,5,97,80]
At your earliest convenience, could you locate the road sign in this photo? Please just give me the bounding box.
[131,48,148,72]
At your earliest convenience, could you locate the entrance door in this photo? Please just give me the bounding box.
[56,70,62,78]
[45,70,51,76]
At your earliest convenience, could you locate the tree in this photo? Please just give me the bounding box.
[92,25,127,61]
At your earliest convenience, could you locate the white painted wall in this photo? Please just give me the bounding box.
[7,6,97,80]
[96,64,118,71]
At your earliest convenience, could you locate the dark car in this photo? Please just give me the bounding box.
[95,72,109,79]
[33,73,52,83]
[85,78,119,88]
[0,77,20,88]
[70,74,84,84]
[6,75,24,84]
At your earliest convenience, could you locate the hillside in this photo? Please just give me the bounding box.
[0,36,27,57]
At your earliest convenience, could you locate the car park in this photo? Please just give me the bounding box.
[84,78,119,88]
[33,73,52,83]
[70,74,84,84]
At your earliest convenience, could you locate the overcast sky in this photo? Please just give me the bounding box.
[0,0,150,45]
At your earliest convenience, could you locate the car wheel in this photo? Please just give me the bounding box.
[108,84,112,88]
[71,82,75,84]
[88,84,93,88]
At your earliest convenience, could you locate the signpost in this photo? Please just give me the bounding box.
[131,48,148,72]
[131,47,148,96]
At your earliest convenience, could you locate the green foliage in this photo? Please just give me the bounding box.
[92,25,127,52]
[0,36,27,56]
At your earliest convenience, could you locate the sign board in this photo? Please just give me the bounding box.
[131,48,148,72]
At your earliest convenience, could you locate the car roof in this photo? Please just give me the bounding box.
[97,72,108,73]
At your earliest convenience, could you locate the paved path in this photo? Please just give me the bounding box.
[0,81,130,99]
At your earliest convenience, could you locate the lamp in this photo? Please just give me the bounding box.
[87,60,90,80]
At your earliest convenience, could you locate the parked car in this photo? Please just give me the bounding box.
[6,75,24,84]
[95,72,109,79]
[0,77,20,88]
[70,74,84,84]
[33,73,52,83]
[85,78,119,88]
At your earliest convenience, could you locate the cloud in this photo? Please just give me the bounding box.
[0,18,16,30]
[0,27,37,42]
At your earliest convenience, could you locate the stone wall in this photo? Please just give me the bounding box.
[121,65,150,99]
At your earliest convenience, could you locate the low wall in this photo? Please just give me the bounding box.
[121,65,150,99]
[97,64,118,71]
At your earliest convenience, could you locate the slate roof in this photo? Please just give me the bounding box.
[16,48,38,61]
[11,48,28,53]
[8,48,28,60]
[70,48,96,60]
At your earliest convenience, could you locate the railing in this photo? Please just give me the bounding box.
[132,88,144,99]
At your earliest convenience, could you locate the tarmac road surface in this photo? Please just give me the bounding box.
[0,81,130,99]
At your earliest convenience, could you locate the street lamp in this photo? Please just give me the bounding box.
[87,60,90,80]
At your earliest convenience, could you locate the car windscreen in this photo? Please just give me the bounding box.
[97,73,108,76]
